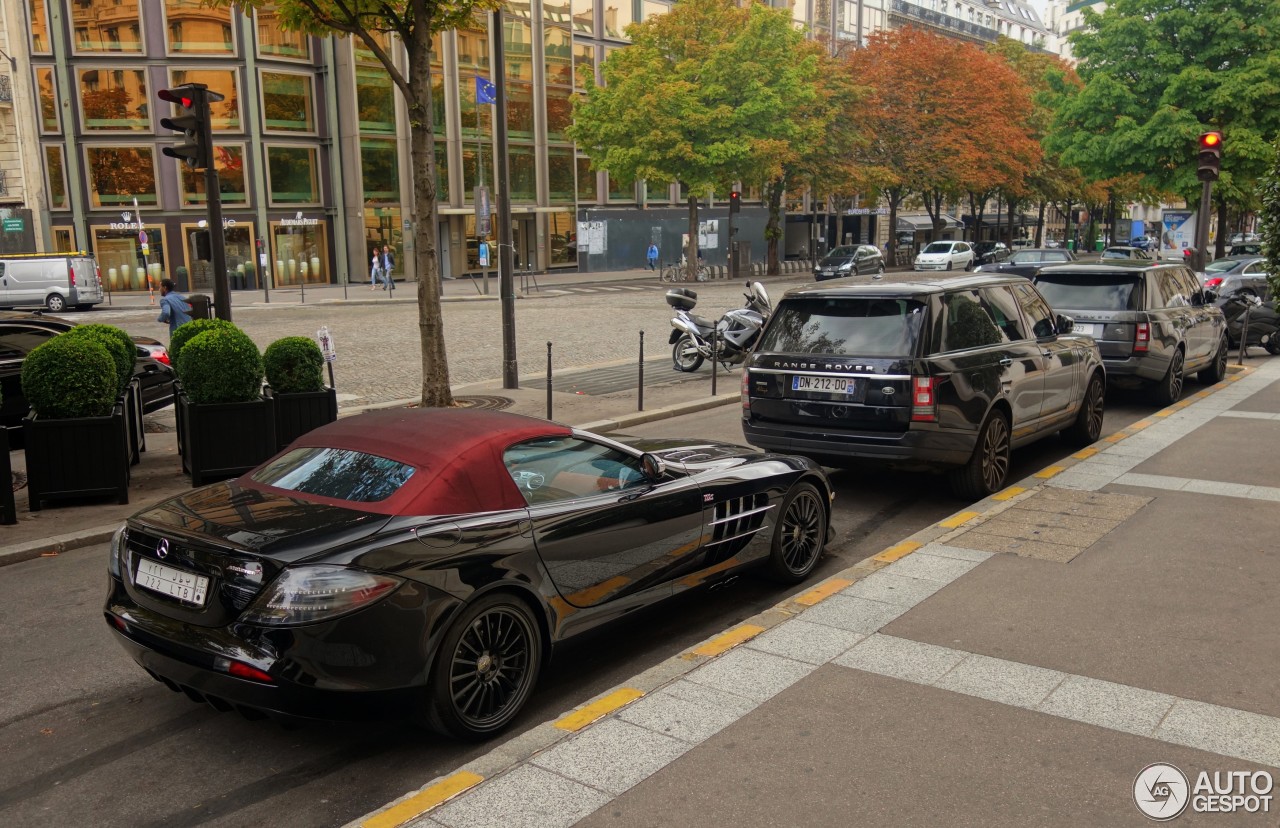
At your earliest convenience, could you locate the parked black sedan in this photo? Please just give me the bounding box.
[813,244,886,280]
[973,248,1076,278]
[0,311,174,432]
[105,408,832,738]
[972,241,1011,265]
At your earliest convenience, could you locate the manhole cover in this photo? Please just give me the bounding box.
[454,395,514,411]
[11,470,27,493]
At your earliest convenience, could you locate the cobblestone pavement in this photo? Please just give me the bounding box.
[103,276,813,408]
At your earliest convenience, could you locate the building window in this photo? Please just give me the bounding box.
[458,25,492,143]
[179,145,247,206]
[360,138,400,203]
[546,85,572,140]
[548,147,575,203]
[641,1,670,20]
[363,206,402,282]
[86,145,159,207]
[183,222,258,291]
[356,68,397,134]
[510,144,536,201]
[573,42,596,88]
[256,4,311,60]
[94,225,168,291]
[435,141,449,203]
[262,71,316,133]
[545,24,572,86]
[29,0,51,54]
[572,0,594,34]
[46,145,68,210]
[169,69,241,130]
[54,228,76,252]
[36,68,58,133]
[165,0,234,54]
[548,210,576,266]
[603,0,634,40]
[266,145,320,205]
[354,30,392,65]
[576,157,597,203]
[79,68,150,132]
[607,172,633,202]
[269,221,329,285]
[71,0,145,54]
[504,19,535,140]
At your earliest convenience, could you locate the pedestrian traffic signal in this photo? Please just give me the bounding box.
[729,191,741,214]
[1197,131,1223,182]
[159,85,224,170]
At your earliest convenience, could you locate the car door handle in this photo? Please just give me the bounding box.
[1040,351,1054,358]
[998,357,1013,367]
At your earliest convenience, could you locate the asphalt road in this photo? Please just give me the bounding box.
[0,385,1180,828]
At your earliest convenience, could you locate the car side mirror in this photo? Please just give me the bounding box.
[1056,314,1074,335]
[1201,290,1218,305]
[640,453,666,481]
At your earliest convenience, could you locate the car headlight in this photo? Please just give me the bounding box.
[839,261,853,272]
[239,565,403,626]
[109,526,128,578]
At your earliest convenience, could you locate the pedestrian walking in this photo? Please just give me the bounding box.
[646,242,659,270]
[156,278,193,339]
[381,245,395,291]
[370,250,382,290]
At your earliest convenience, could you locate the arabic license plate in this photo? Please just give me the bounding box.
[792,375,859,394]
[136,558,209,606]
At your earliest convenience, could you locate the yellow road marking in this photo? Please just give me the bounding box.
[361,771,484,828]
[939,511,981,529]
[1034,465,1065,479]
[1104,432,1128,443]
[874,540,922,563]
[991,486,1026,501]
[795,578,853,606]
[689,624,766,658]
[1154,409,1175,417]
[1073,447,1099,460]
[1130,419,1153,430]
[555,688,645,732]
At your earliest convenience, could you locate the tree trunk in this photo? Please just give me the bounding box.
[923,188,945,241]
[686,192,699,280]
[765,181,782,275]
[1062,200,1073,252]
[994,193,1002,243]
[1035,200,1046,246]
[835,198,846,250]
[408,25,453,407]
[886,187,902,265]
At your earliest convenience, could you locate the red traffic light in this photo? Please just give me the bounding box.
[1200,132,1222,148]
[729,190,741,214]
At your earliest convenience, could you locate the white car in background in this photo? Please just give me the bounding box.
[913,241,975,272]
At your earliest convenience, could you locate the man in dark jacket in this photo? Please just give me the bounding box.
[156,279,193,337]
[381,245,396,291]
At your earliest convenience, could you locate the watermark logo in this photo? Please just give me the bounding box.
[1134,763,1190,821]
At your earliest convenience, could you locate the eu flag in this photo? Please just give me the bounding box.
[475,76,497,105]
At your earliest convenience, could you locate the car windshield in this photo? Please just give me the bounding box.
[1205,259,1245,274]
[252,447,416,502]
[922,243,954,254]
[826,246,859,258]
[758,297,927,357]
[1034,273,1143,311]
[1010,251,1058,264]
[1100,249,1131,259]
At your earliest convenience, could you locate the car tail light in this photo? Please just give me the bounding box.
[95,266,103,287]
[1135,322,1150,353]
[153,346,171,366]
[227,661,273,683]
[69,270,76,287]
[741,370,751,412]
[239,565,402,626]
[1203,277,1223,289]
[911,376,937,422]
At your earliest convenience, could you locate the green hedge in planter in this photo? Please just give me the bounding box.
[170,318,239,377]
[177,328,264,405]
[21,336,118,419]
[264,336,325,394]
[61,324,134,396]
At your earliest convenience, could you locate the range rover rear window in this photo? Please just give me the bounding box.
[757,297,926,357]
[1033,273,1144,311]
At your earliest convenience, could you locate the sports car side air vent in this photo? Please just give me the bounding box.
[706,493,772,561]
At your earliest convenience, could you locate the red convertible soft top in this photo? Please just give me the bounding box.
[248,408,571,516]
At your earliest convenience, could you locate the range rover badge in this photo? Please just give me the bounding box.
[882,387,896,396]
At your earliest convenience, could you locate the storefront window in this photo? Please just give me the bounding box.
[256,5,310,60]
[603,0,634,39]
[79,68,150,132]
[46,145,68,210]
[356,68,396,134]
[266,145,320,205]
[572,0,594,34]
[94,225,167,292]
[573,43,595,87]
[37,68,58,133]
[548,210,576,266]
[179,146,248,206]
[269,221,329,286]
[548,147,574,204]
[86,146,158,208]
[170,69,241,130]
[53,228,76,253]
[183,223,257,291]
[72,0,144,54]
[608,171,634,202]
[165,0,234,53]
[30,0,51,54]
[510,144,536,202]
[361,138,400,203]
[577,157,597,203]
[262,71,315,133]
[363,207,402,281]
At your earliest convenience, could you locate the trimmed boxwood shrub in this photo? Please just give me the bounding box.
[170,318,238,377]
[61,324,134,396]
[21,336,118,419]
[177,328,264,405]
[264,336,325,394]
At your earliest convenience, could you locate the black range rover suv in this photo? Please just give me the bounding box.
[741,275,1106,498]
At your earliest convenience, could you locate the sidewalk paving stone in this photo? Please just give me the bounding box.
[426,765,609,828]
[1037,674,1177,737]
[616,682,756,744]
[933,653,1066,709]
[530,718,691,795]
[834,634,968,685]
[742,619,864,665]
[797,593,909,634]
[684,647,814,703]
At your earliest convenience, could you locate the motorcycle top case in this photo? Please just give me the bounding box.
[665,288,698,311]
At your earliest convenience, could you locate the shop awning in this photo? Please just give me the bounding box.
[963,213,1040,228]
[897,213,963,232]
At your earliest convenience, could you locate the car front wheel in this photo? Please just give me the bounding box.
[763,482,827,584]
[949,411,1011,499]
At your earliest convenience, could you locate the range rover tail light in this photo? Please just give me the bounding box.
[1135,322,1150,353]
[911,376,937,422]
[741,371,751,412]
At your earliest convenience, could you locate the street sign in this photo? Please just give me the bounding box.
[1,218,23,232]
[474,186,491,236]
[141,243,150,256]
[479,242,490,267]
[317,326,337,363]
[139,230,148,244]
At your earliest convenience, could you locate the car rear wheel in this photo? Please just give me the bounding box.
[1151,348,1184,406]
[1198,336,1229,385]
[949,411,1011,500]
[672,333,704,373]
[423,593,543,740]
[1063,371,1105,447]
[874,264,885,280]
[763,483,826,584]
[45,293,66,313]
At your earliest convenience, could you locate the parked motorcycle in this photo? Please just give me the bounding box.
[667,282,772,372]
[1218,291,1280,354]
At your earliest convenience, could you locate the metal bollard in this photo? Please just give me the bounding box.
[638,331,645,412]
[300,277,305,305]
[1239,304,1252,364]
[546,341,553,420]
[711,326,718,396]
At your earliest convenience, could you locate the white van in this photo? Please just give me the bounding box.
[0,255,104,312]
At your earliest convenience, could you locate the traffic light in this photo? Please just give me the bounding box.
[1197,131,1223,182]
[159,85,223,170]
[729,190,741,214]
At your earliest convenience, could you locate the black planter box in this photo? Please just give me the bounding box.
[123,379,146,466]
[1,426,15,525]
[23,404,129,511]
[268,387,338,452]
[179,394,277,487]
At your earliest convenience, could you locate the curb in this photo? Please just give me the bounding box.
[347,366,1256,828]
[0,526,118,568]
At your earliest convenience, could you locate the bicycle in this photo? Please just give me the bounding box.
[660,262,711,283]
[659,262,683,283]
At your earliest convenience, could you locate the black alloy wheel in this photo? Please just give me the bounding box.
[764,483,826,584]
[423,593,542,740]
[950,411,1011,499]
[672,333,704,372]
[1198,336,1229,385]
[1152,348,1185,406]
[1063,372,1105,447]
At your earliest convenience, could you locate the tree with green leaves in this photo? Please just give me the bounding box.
[1048,0,1280,259]
[222,0,503,408]
[1258,140,1280,296]
[568,0,820,278]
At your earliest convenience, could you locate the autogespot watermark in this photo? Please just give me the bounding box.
[1134,763,1275,821]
